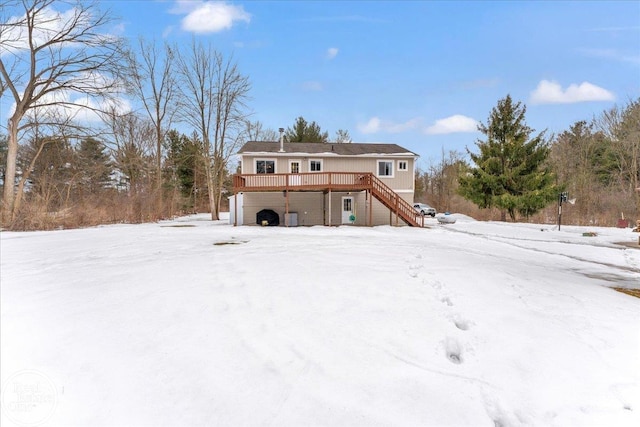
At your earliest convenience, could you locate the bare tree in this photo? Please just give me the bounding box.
[102,109,157,222]
[0,0,126,222]
[127,38,176,213]
[596,99,640,217]
[103,110,155,197]
[334,129,352,143]
[549,121,605,224]
[243,120,278,141]
[175,41,250,220]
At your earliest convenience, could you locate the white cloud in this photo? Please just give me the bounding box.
[358,117,381,134]
[73,98,132,123]
[327,47,339,59]
[13,88,132,124]
[530,80,615,104]
[424,115,478,135]
[357,117,421,134]
[111,22,126,36]
[162,25,175,38]
[1,5,88,56]
[172,1,250,33]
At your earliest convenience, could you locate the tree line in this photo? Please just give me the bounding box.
[415,96,640,226]
[1,1,637,230]
[0,0,349,230]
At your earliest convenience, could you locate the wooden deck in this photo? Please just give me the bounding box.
[232,172,422,227]
[233,172,373,193]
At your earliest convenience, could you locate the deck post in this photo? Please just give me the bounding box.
[285,173,289,216]
[395,196,399,226]
[368,190,372,226]
[234,192,238,226]
[328,189,332,226]
[285,190,289,216]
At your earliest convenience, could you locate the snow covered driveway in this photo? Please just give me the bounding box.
[2,215,639,426]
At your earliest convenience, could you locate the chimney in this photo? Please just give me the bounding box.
[279,127,285,152]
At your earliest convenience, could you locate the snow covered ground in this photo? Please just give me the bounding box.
[1,214,639,426]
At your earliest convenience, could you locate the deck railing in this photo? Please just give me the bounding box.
[233,172,372,192]
[232,172,421,226]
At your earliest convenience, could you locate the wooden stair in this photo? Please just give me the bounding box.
[369,175,421,227]
[232,171,423,227]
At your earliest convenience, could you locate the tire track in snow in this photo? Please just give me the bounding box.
[442,227,640,277]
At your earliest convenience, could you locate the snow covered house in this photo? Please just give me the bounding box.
[231,140,422,227]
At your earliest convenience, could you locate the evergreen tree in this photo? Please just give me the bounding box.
[75,137,113,195]
[285,117,329,142]
[164,130,204,203]
[459,95,559,221]
[24,136,76,211]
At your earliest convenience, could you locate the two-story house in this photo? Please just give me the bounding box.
[231,140,422,226]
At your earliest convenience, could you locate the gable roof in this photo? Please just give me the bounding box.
[238,141,417,156]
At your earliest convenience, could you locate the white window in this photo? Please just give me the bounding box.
[256,159,275,174]
[377,160,394,177]
[398,160,408,171]
[309,159,322,172]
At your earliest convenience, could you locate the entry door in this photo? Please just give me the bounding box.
[289,160,301,186]
[341,196,355,224]
[290,161,300,173]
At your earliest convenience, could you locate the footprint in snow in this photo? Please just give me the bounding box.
[452,317,472,331]
[430,280,443,290]
[445,337,463,364]
[408,263,423,278]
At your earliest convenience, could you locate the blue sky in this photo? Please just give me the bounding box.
[3,1,639,168]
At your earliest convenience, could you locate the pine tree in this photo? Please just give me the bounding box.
[76,137,113,196]
[24,136,76,211]
[459,95,559,221]
[164,130,205,207]
[285,117,329,142]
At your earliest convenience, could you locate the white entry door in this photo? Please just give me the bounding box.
[289,160,301,186]
[341,196,355,224]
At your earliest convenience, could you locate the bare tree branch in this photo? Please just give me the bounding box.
[175,40,251,220]
[1,0,127,221]
[127,38,177,209]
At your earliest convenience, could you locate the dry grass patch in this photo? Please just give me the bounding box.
[613,288,640,299]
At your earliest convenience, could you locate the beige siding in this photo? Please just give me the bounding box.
[369,192,414,226]
[241,154,414,191]
[321,157,414,190]
[325,191,366,226]
[242,192,324,226]
[241,190,414,226]
[239,150,416,226]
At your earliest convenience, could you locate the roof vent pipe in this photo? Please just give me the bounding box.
[279,128,285,152]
